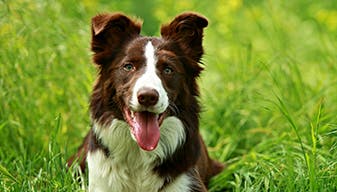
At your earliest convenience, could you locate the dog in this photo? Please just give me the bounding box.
[67,12,224,192]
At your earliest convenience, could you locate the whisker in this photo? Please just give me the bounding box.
[168,102,180,116]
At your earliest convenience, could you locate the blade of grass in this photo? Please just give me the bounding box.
[307,98,324,192]
[0,164,19,183]
[274,94,308,169]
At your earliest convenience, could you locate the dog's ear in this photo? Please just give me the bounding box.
[91,13,142,65]
[160,12,208,62]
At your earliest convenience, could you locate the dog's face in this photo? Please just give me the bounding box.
[90,13,208,151]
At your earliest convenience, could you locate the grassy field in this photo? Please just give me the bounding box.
[1,0,337,191]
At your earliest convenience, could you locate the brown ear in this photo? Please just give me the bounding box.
[160,12,208,62]
[91,13,142,65]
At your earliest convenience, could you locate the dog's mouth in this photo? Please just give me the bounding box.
[123,107,165,151]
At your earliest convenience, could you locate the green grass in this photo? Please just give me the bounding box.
[1,0,337,191]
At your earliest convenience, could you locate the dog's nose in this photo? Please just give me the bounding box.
[137,88,159,107]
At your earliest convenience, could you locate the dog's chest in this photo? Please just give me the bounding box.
[87,151,193,192]
[87,150,164,192]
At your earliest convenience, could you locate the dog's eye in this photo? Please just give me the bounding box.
[123,63,135,72]
[163,66,173,75]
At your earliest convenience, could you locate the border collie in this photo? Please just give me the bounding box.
[67,12,224,192]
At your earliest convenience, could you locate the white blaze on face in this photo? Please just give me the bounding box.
[131,41,168,113]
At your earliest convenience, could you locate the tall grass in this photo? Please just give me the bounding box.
[1,0,337,191]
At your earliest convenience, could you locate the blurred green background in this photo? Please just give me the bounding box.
[1,0,337,191]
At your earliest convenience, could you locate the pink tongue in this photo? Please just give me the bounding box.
[133,111,160,151]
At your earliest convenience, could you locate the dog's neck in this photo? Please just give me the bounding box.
[91,116,186,161]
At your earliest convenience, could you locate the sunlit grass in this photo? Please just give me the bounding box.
[1,0,337,191]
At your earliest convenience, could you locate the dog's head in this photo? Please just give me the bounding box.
[90,12,208,151]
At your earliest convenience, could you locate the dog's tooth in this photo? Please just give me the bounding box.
[131,111,134,118]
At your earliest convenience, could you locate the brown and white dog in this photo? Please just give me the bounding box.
[67,12,224,192]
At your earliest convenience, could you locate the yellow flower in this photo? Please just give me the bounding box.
[315,9,337,31]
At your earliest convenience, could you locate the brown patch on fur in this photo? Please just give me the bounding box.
[66,131,89,172]
[196,135,225,186]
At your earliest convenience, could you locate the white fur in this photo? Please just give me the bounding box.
[130,41,168,113]
[162,174,193,192]
[88,117,189,192]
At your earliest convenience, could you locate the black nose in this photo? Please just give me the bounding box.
[137,88,159,107]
